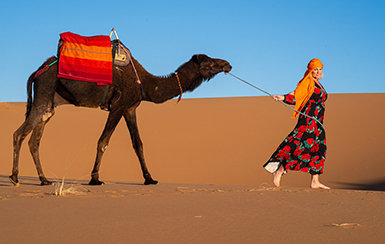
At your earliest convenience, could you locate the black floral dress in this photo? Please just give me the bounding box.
[264,83,327,175]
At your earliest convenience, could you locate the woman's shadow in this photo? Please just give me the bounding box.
[335,178,385,191]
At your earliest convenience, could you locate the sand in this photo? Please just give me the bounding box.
[0,94,384,243]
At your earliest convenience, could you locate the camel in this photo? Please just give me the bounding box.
[10,41,232,186]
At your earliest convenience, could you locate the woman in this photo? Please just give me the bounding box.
[263,58,330,189]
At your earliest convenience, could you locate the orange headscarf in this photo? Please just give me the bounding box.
[292,58,323,118]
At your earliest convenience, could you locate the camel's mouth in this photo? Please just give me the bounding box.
[223,63,232,73]
[213,59,232,74]
[217,59,232,73]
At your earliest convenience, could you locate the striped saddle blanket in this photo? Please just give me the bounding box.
[57,32,112,85]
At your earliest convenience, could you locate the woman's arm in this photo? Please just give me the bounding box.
[272,92,295,105]
[283,91,295,105]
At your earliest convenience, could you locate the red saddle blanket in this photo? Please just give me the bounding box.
[57,32,112,85]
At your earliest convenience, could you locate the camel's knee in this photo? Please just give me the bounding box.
[41,110,54,122]
[13,129,28,146]
[97,141,109,153]
[13,131,22,143]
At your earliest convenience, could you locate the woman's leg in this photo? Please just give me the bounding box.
[273,164,285,187]
[310,174,330,189]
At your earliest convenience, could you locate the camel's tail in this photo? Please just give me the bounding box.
[25,56,57,118]
[25,72,36,119]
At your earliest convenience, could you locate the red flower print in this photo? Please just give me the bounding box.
[301,168,309,173]
[314,88,321,94]
[311,156,320,162]
[277,151,285,158]
[307,138,314,146]
[283,145,291,152]
[301,153,311,161]
[311,143,319,153]
[297,132,304,139]
[298,125,307,132]
[293,148,303,156]
[308,122,316,132]
[284,164,290,170]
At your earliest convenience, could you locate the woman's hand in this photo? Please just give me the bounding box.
[272,95,284,101]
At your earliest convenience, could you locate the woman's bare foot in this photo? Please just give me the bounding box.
[311,174,331,189]
[272,164,285,187]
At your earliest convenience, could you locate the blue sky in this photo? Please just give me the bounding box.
[0,0,384,101]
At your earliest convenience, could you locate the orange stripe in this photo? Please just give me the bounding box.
[61,48,111,62]
[64,42,111,54]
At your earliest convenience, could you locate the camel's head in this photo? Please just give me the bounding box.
[191,54,232,79]
[174,54,232,93]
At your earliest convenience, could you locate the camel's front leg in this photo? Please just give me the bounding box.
[123,108,158,185]
[89,109,123,185]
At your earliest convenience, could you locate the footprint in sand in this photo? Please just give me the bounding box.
[330,223,360,228]
[19,192,45,197]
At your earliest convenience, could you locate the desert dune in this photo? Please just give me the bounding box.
[0,93,384,243]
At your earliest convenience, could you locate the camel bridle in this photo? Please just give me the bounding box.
[175,72,183,103]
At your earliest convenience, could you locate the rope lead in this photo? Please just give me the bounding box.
[226,72,324,129]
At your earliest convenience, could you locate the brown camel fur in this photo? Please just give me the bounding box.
[10,45,232,186]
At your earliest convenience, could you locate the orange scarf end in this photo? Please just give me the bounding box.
[292,59,323,118]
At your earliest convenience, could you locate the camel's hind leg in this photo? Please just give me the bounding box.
[28,110,55,185]
[10,107,53,185]
[10,120,35,185]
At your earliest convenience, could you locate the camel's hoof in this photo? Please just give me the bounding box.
[9,175,19,186]
[89,178,104,185]
[40,180,53,186]
[144,178,158,185]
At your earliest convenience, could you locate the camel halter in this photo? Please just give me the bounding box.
[175,72,183,103]
[226,72,324,129]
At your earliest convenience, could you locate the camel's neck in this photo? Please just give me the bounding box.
[138,63,204,104]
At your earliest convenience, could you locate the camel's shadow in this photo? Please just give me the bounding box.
[0,174,144,187]
[0,174,40,186]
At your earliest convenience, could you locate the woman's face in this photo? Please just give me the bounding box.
[312,67,323,80]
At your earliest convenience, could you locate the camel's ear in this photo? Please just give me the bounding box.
[192,54,209,64]
[192,55,200,63]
